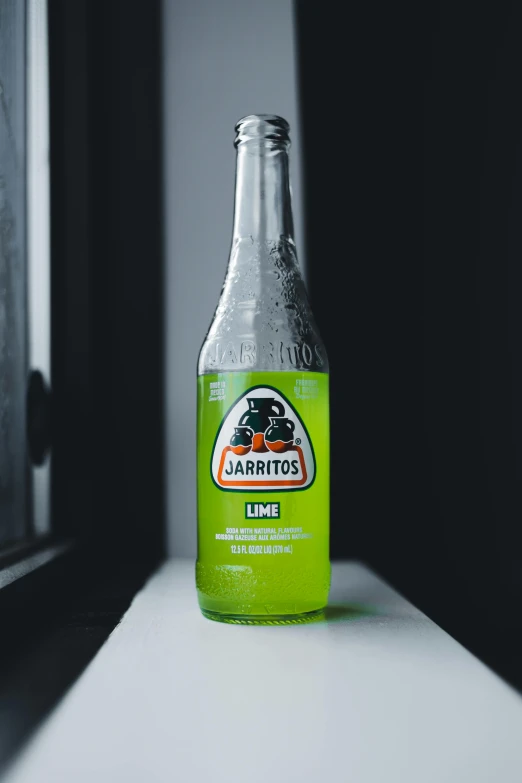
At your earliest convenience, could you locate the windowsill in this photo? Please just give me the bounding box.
[4,559,522,782]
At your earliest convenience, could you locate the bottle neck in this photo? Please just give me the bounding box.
[232,141,294,242]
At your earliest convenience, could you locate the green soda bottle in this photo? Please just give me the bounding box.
[197,115,330,624]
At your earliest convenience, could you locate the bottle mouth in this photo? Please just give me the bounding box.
[234,114,290,147]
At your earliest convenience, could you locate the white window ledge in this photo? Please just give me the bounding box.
[5,559,522,782]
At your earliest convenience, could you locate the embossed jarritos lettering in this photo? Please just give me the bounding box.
[205,340,325,369]
[211,386,316,492]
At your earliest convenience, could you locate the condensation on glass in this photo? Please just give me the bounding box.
[198,114,328,376]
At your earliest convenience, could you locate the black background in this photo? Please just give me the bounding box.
[297,0,522,685]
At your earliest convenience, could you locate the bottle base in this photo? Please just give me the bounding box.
[196,561,331,625]
[200,606,325,625]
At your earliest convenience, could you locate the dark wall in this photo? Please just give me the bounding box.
[296,0,522,687]
[296,0,426,566]
[49,0,165,563]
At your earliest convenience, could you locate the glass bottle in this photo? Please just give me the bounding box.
[197,114,330,624]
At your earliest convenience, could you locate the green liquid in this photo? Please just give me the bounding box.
[196,371,330,624]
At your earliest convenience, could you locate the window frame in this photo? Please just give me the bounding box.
[0,0,165,769]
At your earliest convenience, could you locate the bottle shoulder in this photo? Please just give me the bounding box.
[198,238,329,375]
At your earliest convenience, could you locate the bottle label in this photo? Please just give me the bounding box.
[197,372,329,563]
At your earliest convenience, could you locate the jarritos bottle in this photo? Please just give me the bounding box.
[197,115,329,624]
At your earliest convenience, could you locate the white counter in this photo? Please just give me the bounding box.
[5,559,522,782]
